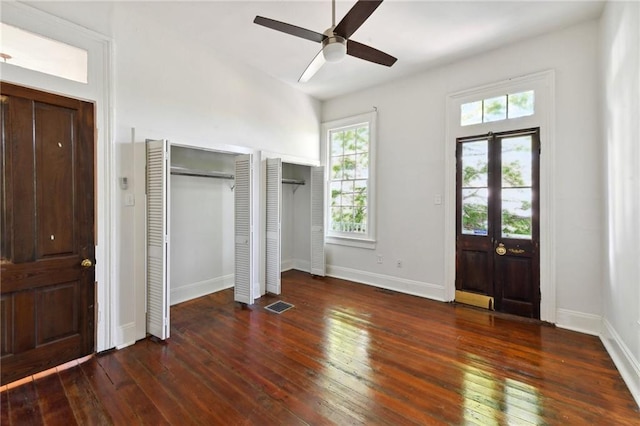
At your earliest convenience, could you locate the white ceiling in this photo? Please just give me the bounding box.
[29,0,605,101]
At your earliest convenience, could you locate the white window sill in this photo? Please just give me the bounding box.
[326,236,376,250]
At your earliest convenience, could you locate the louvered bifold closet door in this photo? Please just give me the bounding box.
[146,139,170,340]
[310,166,326,276]
[265,158,282,294]
[234,154,254,304]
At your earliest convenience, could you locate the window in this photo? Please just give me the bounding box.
[323,112,376,248]
[0,22,88,83]
[461,90,534,126]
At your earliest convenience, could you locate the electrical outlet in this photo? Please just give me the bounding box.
[376,255,383,264]
[434,194,442,205]
[396,259,402,268]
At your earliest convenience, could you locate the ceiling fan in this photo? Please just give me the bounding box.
[254,0,397,83]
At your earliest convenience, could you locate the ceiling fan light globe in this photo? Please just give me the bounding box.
[322,36,347,62]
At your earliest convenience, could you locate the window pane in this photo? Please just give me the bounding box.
[355,153,368,179]
[502,136,532,187]
[343,155,356,179]
[330,181,342,206]
[355,207,367,233]
[354,180,367,207]
[331,156,344,180]
[462,188,488,236]
[483,95,507,122]
[355,126,369,152]
[331,132,344,156]
[343,129,356,155]
[342,180,354,196]
[461,101,483,126]
[0,23,88,84]
[331,207,342,231]
[341,207,354,231]
[461,140,488,187]
[341,190,354,206]
[508,90,534,119]
[501,188,532,239]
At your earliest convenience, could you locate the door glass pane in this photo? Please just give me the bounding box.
[462,188,488,236]
[502,136,532,187]
[461,141,488,187]
[501,188,532,239]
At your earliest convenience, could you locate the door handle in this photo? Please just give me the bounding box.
[496,243,506,256]
[81,258,93,268]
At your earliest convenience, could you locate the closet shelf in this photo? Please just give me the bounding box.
[171,166,234,180]
[282,178,306,186]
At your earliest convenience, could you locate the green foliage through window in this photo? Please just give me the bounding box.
[460,136,533,239]
[329,124,369,234]
[461,90,534,126]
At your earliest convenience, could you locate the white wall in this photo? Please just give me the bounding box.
[114,2,321,345]
[23,2,322,347]
[322,21,603,327]
[600,1,640,407]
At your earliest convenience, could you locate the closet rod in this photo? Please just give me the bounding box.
[282,178,306,185]
[170,166,234,180]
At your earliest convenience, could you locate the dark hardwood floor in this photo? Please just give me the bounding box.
[2,270,638,425]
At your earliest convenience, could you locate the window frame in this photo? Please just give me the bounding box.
[322,111,377,249]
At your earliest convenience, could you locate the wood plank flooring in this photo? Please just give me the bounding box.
[2,270,638,424]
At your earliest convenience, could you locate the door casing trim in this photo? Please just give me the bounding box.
[445,70,556,323]
[1,3,115,350]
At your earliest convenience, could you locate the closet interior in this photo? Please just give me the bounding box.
[280,162,312,273]
[170,145,237,306]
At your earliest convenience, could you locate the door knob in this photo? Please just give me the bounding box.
[496,243,506,256]
[81,258,93,267]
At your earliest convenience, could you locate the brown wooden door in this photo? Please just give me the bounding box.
[455,128,540,318]
[0,82,95,384]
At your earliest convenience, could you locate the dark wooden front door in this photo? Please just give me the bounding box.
[455,128,540,318]
[0,82,95,384]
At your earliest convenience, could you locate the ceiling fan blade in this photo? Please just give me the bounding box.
[333,0,383,39]
[347,40,397,66]
[299,50,326,83]
[254,16,326,43]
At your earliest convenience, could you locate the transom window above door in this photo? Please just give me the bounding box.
[461,90,534,126]
[0,22,88,83]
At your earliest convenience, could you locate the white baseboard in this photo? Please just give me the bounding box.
[293,259,310,273]
[282,258,310,273]
[555,308,602,336]
[115,322,136,349]
[281,258,294,272]
[326,265,446,301]
[170,274,234,306]
[601,319,640,408]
